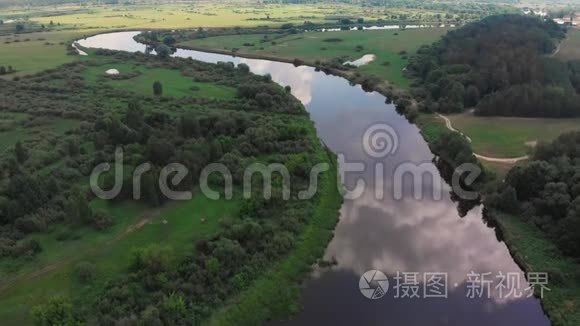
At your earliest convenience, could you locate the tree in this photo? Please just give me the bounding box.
[6,172,47,219]
[141,170,161,207]
[125,100,144,129]
[153,81,163,96]
[237,63,250,73]
[162,35,176,46]
[494,186,520,213]
[179,114,200,138]
[66,138,80,156]
[74,261,96,284]
[464,85,480,107]
[131,244,175,274]
[14,141,28,163]
[15,23,24,32]
[65,190,92,225]
[146,136,174,165]
[155,44,170,59]
[0,66,5,75]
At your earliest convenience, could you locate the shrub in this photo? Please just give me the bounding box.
[91,210,113,230]
[323,38,342,43]
[292,58,304,67]
[32,296,75,325]
[153,81,163,96]
[74,261,97,284]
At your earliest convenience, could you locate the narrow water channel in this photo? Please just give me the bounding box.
[78,31,550,326]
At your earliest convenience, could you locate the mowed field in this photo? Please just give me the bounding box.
[3,3,454,30]
[0,29,100,77]
[180,28,449,89]
[555,27,580,61]
[448,113,580,157]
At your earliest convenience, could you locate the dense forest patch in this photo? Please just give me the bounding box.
[486,131,580,258]
[408,14,580,118]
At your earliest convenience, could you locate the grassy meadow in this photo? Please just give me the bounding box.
[180,28,449,89]
[0,29,100,77]
[2,2,459,30]
[83,63,237,98]
[447,113,580,157]
[0,195,240,324]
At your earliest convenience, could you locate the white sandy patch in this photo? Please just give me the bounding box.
[343,54,376,67]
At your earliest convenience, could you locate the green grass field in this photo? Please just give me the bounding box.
[0,29,100,77]
[83,63,237,98]
[0,3,458,30]
[556,28,580,61]
[0,194,240,324]
[448,113,580,157]
[180,28,449,89]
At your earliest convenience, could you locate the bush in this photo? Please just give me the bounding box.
[237,63,250,73]
[74,261,97,284]
[153,81,163,96]
[91,210,113,230]
[292,58,304,67]
[131,244,175,274]
[32,296,75,325]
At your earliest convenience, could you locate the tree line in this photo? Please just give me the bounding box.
[0,66,14,75]
[486,131,580,258]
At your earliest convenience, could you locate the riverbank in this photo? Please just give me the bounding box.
[169,41,410,100]
[210,146,343,325]
[486,210,580,326]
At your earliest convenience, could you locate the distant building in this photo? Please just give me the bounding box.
[523,8,548,17]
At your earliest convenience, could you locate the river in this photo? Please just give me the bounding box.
[77,31,550,326]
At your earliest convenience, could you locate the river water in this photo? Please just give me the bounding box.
[78,32,550,326]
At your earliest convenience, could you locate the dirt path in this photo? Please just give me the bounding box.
[436,113,529,164]
[550,41,562,58]
[0,209,161,295]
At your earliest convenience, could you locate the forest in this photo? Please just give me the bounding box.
[408,14,580,117]
[485,131,580,258]
[0,48,339,324]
